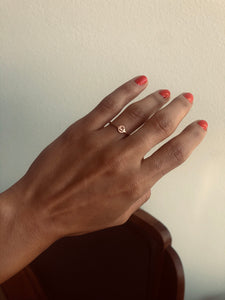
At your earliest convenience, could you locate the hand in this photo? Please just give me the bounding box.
[0,75,208,282]
[8,75,207,239]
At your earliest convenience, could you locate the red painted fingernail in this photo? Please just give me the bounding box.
[197,120,208,131]
[135,75,148,86]
[159,89,170,99]
[183,92,194,103]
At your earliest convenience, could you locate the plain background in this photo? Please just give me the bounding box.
[0,1,225,299]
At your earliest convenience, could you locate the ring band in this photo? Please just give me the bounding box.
[109,121,129,136]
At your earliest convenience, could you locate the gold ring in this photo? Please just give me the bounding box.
[109,121,129,136]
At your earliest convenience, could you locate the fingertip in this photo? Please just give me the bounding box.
[183,92,194,104]
[197,120,208,131]
[134,75,148,86]
[159,89,171,100]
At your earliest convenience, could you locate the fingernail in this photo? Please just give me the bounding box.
[197,120,208,131]
[183,92,194,104]
[159,89,170,99]
[135,75,148,86]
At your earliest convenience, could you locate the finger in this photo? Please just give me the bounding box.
[141,120,208,187]
[124,92,194,157]
[102,89,171,142]
[84,75,148,130]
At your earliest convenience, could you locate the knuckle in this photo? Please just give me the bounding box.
[122,81,136,94]
[151,93,161,103]
[126,103,147,120]
[62,120,88,143]
[98,95,119,112]
[170,143,186,164]
[151,156,163,171]
[184,123,202,138]
[151,156,167,177]
[152,112,174,136]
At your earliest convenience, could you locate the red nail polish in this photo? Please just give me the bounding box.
[159,89,170,99]
[197,120,208,131]
[135,75,148,86]
[184,93,194,103]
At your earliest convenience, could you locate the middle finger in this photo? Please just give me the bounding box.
[102,89,171,142]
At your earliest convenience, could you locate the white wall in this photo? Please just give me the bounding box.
[1,1,225,299]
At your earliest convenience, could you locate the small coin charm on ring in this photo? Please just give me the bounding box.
[118,125,127,134]
[109,121,129,136]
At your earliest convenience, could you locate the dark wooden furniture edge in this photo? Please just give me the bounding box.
[1,208,185,300]
[129,208,172,249]
[128,208,185,300]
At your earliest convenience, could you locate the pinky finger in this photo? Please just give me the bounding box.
[141,120,208,187]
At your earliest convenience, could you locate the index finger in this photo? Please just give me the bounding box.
[84,75,148,130]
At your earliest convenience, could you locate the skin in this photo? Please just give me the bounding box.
[0,75,207,283]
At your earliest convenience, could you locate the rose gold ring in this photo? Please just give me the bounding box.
[109,121,129,136]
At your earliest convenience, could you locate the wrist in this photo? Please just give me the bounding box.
[0,184,57,283]
[1,180,59,242]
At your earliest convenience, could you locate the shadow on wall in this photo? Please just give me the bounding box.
[200,293,225,300]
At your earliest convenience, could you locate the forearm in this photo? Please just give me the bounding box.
[0,186,56,284]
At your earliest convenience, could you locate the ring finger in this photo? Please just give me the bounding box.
[124,92,194,158]
[102,89,171,142]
